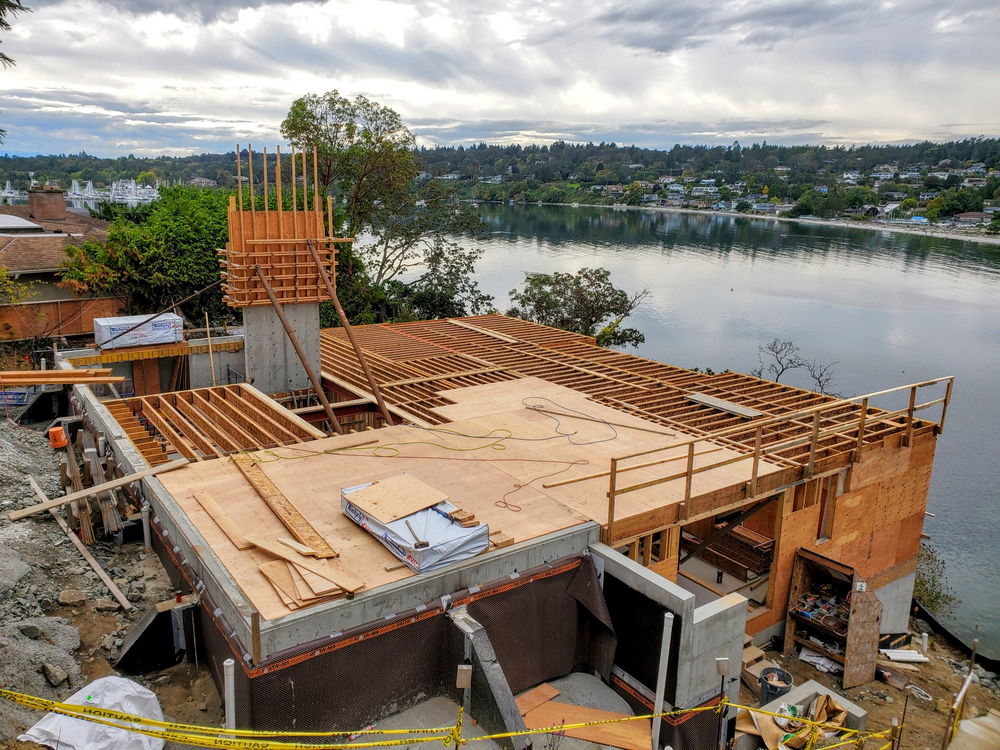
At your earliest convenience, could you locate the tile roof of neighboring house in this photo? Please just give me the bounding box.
[0,206,108,273]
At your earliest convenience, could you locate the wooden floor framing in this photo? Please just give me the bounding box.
[105,383,324,465]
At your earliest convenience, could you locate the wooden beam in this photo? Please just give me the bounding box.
[215,389,290,445]
[156,396,223,458]
[173,394,242,453]
[9,460,188,520]
[678,493,779,566]
[204,389,282,447]
[686,392,764,419]
[445,318,519,343]
[192,491,253,550]
[379,366,507,388]
[191,391,259,447]
[230,456,339,558]
[136,397,200,461]
[28,475,133,610]
[236,383,325,439]
[243,533,363,593]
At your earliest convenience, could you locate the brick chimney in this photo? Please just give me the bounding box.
[28,189,67,221]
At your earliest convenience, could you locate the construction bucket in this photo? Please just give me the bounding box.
[48,426,68,449]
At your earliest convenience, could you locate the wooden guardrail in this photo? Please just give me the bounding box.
[603,376,955,544]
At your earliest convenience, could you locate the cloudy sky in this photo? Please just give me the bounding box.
[1,0,998,156]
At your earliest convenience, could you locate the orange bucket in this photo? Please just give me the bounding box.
[48,426,68,449]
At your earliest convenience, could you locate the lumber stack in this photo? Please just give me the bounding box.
[248,535,364,610]
[0,369,124,386]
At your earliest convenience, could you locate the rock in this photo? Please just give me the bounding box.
[58,589,87,607]
[883,695,895,703]
[0,544,31,596]
[41,662,68,687]
[152,675,171,685]
[198,701,208,711]
[18,624,41,639]
[94,599,120,612]
[130,579,146,593]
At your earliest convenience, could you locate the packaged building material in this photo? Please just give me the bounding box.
[93,313,183,350]
[342,482,489,573]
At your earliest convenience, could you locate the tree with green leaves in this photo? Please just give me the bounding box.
[0,1,30,144]
[0,266,31,305]
[280,90,417,236]
[281,91,492,322]
[60,186,230,321]
[507,267,649,348]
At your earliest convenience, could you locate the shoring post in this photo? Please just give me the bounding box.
[650,612,675,750]
[453,705,464,750]
[254,265,344,435]
[305,238,394,427]
[223,657,236,729]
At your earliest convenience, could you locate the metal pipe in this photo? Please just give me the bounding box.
[254,265,343,434]
[650,612,675,749]
[223,658,236,730]
[306,238,394,426]
[141,501,151,550]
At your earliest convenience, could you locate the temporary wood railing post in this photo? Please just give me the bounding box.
[204,311,217,387]
[254,265,344,435]
[937,377,954,434]
[683,442,695,502]
[807,412,820,477]
[854,398,869,462]
[306,238,394,427]
[904,385,917,447]
[605,458,618,544]
[750,425,762,497]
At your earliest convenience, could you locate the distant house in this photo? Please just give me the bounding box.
[919,191,939,202]
[955,212,988,224]
[883,192,908,200]
[627,163,643,169]
[962,178,987,188]
[604,184,625,194]
[842,170,862,181]
[815,185,829,194]
[983,200,1000,216]
[480,175,502,184]
[437,173,461,180]
[658,176,676,184]
[927,171,951,180]
[899,171,922,180]
[188,177,216,188]
[690,185,719,196]
[666,184,686,193]
[0,192,125,339]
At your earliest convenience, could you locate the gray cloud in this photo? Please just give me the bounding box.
[96,0,324,22]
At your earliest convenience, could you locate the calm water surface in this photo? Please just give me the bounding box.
[472,204,1000,656]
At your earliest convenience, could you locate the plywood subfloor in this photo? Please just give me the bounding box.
[156,378,785,621]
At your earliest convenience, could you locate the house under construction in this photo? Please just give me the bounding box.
[26,146,952,749]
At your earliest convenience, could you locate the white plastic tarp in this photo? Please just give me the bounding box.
[93,313,183,350]
[342,483,489,573]
[18,676,165,750]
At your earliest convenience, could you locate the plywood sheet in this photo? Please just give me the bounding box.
[345,473,448,523]
[516,683,560,715]
[522,701,652,750]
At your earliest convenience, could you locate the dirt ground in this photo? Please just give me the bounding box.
[0,421,223,749]
[738,634,1000,749]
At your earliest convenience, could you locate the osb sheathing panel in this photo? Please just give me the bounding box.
[750,431,937,635]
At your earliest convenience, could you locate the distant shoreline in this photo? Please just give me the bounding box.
[491,201,1000,248]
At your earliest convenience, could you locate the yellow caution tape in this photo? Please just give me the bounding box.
[0,687,899,750]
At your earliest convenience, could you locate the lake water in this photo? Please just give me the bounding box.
[472,203,1000,657]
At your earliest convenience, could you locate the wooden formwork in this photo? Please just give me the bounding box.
[221,145,350,308]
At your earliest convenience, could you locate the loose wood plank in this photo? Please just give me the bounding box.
[346,473,447,523]
[231,456,338,558]
[522,702,652,750]
[243,533,364,593]
[27,475,132,611]
[9,460,189,520]
[192,491,253,550]
[516,683,560,715]
[278,537,314,556]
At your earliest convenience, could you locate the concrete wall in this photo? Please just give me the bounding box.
[589,543,747,709]
[188,335,247,389]
[260,524,601,660]
[242,303,320,395]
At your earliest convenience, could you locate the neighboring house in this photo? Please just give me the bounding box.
[188,177,217,188]
[954,212,988,224]
[0,191,125,339]
[983,200,1000,216]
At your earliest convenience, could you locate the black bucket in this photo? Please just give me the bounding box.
[758,667,793,705]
